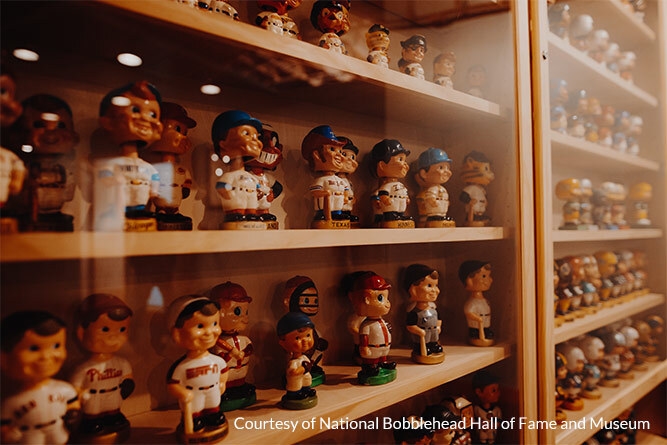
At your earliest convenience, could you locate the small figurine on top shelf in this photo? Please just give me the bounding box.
[548,3,571,40]
[459,260,494,347]
[398,35,427,80]
[166,295,228,443]
[433,51,456,89]
[245,122,284,229]
[0,69,26,233]
[212,109,265,230]
[70,294,134,444]
[282,275,328,386]
[310,0,351,54]
[414,147,455,228]
[336,136,360,226]
[209,282,256,411]
[345,271,397,385]
[403,264,444,364]
[276,312,318,410]
[255,11,284,35]
[146,102,196,231]
[1,311,80,445]
[472,370,501,444]
[366,24,390,69]
[301,125,349,229]
[604,41,621,73]
[466,65,487,99]
[370,139,414,228]
[569,14,594,52]
[555,178,583,230]
[459,151,494,227]
[618,51,637,83]
[197,0,240,20]
[93,81,163,232]
[586,29,610,63]
[15,94,79,232]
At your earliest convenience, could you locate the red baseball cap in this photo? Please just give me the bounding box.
[352,272,391,292]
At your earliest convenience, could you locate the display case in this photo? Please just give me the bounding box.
[1,1,537,443]
[531,0,667,443]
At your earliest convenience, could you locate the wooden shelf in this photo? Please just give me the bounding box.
[556,359,667,445]
[0,227,508,263]
[550,130,661,173]
[127,344,511,444]
[548,33,658,110]
[552,228,664,243]
[566,0,656,48]
[554,293,665,344]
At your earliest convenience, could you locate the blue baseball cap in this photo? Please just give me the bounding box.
[417,147,452,170]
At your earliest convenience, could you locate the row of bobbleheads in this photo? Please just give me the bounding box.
[0,73,496,233]
[555,178,653,230]
[0,260,496,445]
[555,316,663,424]
[393,370,502,445]
[548,2,641,83]
[554,249,650,327]
[176,0,488,97]
[550,82,644,156]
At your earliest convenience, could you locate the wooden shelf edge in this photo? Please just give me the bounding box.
[0,227,509,262]
[554,293,665,344]
[550,130,661,172]
[100,0,502,118]
[548,33,659,108]
[552,228,664,243]
[127,344,512,444]
[556,360,667,445]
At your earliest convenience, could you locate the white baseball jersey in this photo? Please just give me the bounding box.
[167,353,227,414]
[153,161,192,211]
[464,297,491,329]
[1,379,77,445]
[216,168,259,213]
[285,354,312,392]
[310,173,347,213]
[416,184,449,217]
[359,317,392,360]
[375,180,409,213]
[0,147,25,204]
[70,355,132,416]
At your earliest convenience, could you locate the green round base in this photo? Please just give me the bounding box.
[220,393,257,412]
[281,395,318,410]
[358,368,397,386]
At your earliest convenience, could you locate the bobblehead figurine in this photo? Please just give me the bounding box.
[1,311,80,445]
[70,294,134,443]
[166,296,228,443]
[310,0,351,54]
[459,261,495,346]
[466,65,487,99]
[212,109,265,230]
[556,343,585,410]
[197,0,239,19]
[301,125,350,229]
[0,70,26,233]
[336,136,360,226]
[414,147,455,228]
[403,264,444,364]
[575,335,604,399]
[209,282,256,411]
[629,182,652,227]
[548,3,571,40]
[472,370,501,445]
[345,271,397,385]
[398,35,427,80]
[257,0,302,34]
[433,51,456,89]
[15,94,79,232]
[255,11,284,35]
[283,276,328,386]
[276,312,318,410]
[146,102,196,231]
[459,151,495,227]
[555,178,582,230]
[94,81,163,232]
[442,395,474,444]
[370,139,414,228]
[366,24,390,68]
[245,123,284,229]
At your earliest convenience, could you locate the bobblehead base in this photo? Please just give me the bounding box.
[377,220,415,229]
[469,338,495,347]
[220,383,257,412]
[280,394,318,410]
[177,422,229,445]
[156,214,193,231]
[412,350,445,365]
[422,219,456,228]
[220,220,266,230]
[124,217,157,232]
[311,219,350,229]
[72,423,130,445]
[358,368,397,386]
